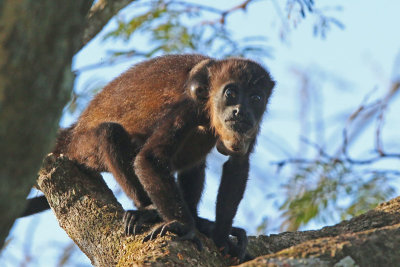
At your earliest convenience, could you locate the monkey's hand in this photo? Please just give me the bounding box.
[143,220,203,251]
[212,229,253,264]
[196,217,214,237]
[196,217,252,263]
[123,209,162,236]
[196,217,246,240]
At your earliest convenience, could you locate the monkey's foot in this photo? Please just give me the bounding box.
[123,209,162,236]
[143,220,203,251]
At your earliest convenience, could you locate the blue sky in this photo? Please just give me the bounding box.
[2,1,400,266]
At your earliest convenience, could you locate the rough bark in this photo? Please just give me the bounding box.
[0,0,92,246]
[243,197,400,266]
[37,154,229,266]
[37,154,400,266]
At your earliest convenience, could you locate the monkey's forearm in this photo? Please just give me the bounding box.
[213,156,249,243]
[134,152,194,225]
[133,104,199,225]
[178,162,206,217]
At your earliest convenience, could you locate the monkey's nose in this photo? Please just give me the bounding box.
[232,106,241,117]
[233,106,249,118]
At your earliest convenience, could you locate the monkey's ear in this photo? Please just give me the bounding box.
[187,59,215,102]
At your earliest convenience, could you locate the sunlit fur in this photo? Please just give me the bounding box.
[39,54,274,261]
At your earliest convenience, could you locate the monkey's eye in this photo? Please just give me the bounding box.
[224,86,238,100]
[250,94,262,103]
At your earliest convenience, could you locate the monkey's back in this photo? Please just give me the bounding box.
[76,54,209,136]
[58,55,210,168]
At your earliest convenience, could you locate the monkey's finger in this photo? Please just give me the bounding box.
[127,215,139,235]
[123,210,138,224]
[226,239,247,263]
[159,223,171,237]
[160,221,186,237]
[151,226,163,240]
[160,224,179,237]
[142,232,152,243]
[123,214,131,231]
[123,212,129,224]
[231,226,246,239]
[143,230,154,242]
[142,235,150,243]
[231,227,247,244]
[143,225,163,242]
[124,211,141,236]
[125,217,135,236]
[125,223,131,236]
[230,227,248,254]
[133,223,142,236]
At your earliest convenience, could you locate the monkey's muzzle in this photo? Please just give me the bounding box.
[225,118,254,134]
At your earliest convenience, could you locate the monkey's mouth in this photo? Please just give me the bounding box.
[225,119,253,134]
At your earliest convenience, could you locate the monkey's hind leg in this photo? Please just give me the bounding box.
[95,122,151,207]
[95,123,159,234]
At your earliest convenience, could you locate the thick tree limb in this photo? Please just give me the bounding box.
[244,196,400,266]
[38,155,124,266]
[82,0,137,49]
[38,153,400,266]
[0,0,92,247]
[37,154,229,266]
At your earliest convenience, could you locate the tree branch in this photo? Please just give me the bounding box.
[0,0,92,246]
[38,154,400,266]
[81,0,137,49]
[37,155,124,266]
[244,195,400,266]
[37,154,230,266]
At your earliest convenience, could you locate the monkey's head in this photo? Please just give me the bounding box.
[188,58,275,156]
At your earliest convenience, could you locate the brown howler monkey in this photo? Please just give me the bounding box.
[22,54,275,261]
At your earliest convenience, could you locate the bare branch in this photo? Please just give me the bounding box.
[198,0,257,26]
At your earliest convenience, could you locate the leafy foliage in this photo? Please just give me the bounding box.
[278,153,397,231]
[103,1,271,59]
[282,0,344,40]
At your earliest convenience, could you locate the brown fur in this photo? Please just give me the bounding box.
[48,54,274,260]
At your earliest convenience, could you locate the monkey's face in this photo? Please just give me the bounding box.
[212,81,270,155]
[208,61,274,156]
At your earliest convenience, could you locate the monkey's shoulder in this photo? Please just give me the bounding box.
[172,125,216,171]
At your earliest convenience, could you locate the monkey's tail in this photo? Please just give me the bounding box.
[52,123,76,155]
[20,195,50,217]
